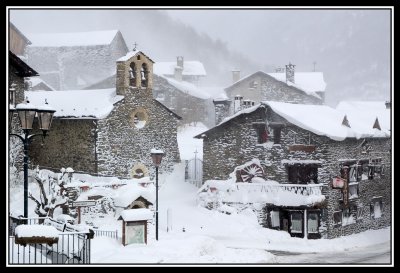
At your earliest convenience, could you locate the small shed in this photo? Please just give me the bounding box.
[117,208,153,245]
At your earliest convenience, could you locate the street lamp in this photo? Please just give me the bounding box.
[9,99,55,219]
[151,149,164,241]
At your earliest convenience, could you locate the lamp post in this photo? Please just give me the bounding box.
[151,149,164,241]
[9,99,55,219]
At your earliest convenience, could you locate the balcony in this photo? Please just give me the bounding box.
[198,181,325,207]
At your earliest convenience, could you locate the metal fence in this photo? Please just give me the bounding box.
[8,216,92,264]
[93,229,118,239]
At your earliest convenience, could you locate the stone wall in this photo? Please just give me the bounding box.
[29,119,98,174]
[9,66,25,105]
[96,86,181,178]
[202,105,391,238]
[153,74,211,126]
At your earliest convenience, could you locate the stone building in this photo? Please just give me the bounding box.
[215,65,326,124]
[195,101,390,239]
[27,49,181,178]
[25,30,128,90]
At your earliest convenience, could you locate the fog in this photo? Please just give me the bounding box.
[10,8,391,105]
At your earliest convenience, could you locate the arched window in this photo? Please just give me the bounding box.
[141,63,148,87]
[129,62,136,87]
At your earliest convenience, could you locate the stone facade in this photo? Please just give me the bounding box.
[29,119,98,174]
[198,104,391,239]
[153,74,213,126]
[28,50,181,179]
[26,31,128,90]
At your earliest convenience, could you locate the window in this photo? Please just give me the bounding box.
[268,123,283,144]
[290,212,303,233]
[342,206,356,226]
[141,63,149,87]
[257,125,268,144]
[370,198,383,219]
[9,88,16,106]
[333,211,342,227]
[348,183,359,199]
[369,158,384,179]
[287,164,318,184]
[270,210,280,228]
[249,80,258,89]
[307,212,319,233]
[129,62,136,87]
[130,108,149,129]
[356,206,365,221]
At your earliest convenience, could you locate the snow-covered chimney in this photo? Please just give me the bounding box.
[213,99,232,125]
[174,66,183,82]
[232,69,241,84]
[234,95,243,113]
[177,56,184,69]
[285,62,295,83]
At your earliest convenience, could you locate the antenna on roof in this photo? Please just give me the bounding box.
[133,42,138,51]
[313,61,317,72]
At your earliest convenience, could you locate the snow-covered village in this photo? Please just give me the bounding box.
[7,8,393,266]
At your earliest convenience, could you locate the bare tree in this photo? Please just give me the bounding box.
[28,167,69,220]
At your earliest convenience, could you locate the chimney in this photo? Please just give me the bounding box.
[177,56,184,69]
[213,99,232,125]
[232,69,241,84]
[174,66,183,82]
[234,95,243,113]
[385,101,391,109]
[285,62,296,83]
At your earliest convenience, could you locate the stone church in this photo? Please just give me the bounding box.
[27,49,181,178]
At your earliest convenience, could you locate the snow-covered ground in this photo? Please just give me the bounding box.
[89,162,391,264]
[8,123,392,265]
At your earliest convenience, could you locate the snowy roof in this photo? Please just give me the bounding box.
[15,225,59,238]
[336,101,390,134]
[196,101,390,141]
[154,61,206,76]
[118,208,153,221]
[264,101,390,141]
[25,88,124,119]
[28,30,120,47]
[28,77,56,91]
[117,49,154,63]
[267,72,327,93]
[113,183,155,208]
[161,75,210,100]
[201,87,228,100]
[225,71,324,99]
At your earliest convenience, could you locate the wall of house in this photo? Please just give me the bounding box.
[10,27,29,56]
[29,119,98,174]
[26,39,127,90]
[202,106,391,238]
[153,75,211,126]
[225,73,322,109]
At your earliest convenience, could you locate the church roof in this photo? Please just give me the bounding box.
[195,101,390,141]
[27,30,120,47]
[117,49,154,63]
[25,88,123,119]
[154,61,206,76]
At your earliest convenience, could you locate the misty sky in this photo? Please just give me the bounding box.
[9,8,392,104]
